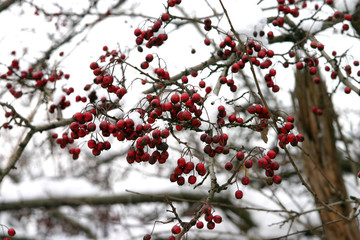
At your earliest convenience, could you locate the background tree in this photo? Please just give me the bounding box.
[0,0,359,239]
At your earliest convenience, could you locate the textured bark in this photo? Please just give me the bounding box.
[0,0,16,13]
[294,70,360,240]
[351,2,360,36]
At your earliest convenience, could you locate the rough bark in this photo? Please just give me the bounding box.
[294,69,360,240]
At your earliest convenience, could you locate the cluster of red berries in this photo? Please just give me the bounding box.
[125,126,169,164]
[4,82,22,99]
[224,150,246,173]
[200,133,229,158]
[277,0,300,18]
[49,87,75,114]
[198,204,222,230]
[52,111,93,152]
[170,158,206,185]
[327,10,353,32]
[153,67,170,80]
[278,115,304,148]
[90,61,128,99]
[49,95,71,113]
[69,147,81,160]
[247,104,270,132]
[257,148,282,184]
[311,106,323,116]
[144,205,223,239]
[4,110,14,119]
[53,132,74,149]
[1,57,72,102]
[87,139,111,156]
[133,0,180,50]
[218,76,237,92]
[0,59,20,79]
[264,68,280,92]
[143,91,203,131]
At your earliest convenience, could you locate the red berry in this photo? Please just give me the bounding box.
[313,77,321,84]
[333,11,342,19]
[225,162,233,171]
[8,228,16,236]
[171,94,180,103]
[90,62,99,70]
[177,176,185,185]
[213,215,222,224]
[241,177,249,185]
[191,93,201,103]
[271,161,280,170]
[145,54,153,62]
[273,175,282,184]
[181,92,189,102]
[161,13,169,21]
[207,221,215,230]
[284,122,294,131]
[244,159,253,168]
[235,190,243,199]
[202,204,212,215]
[309,66,317,75]
[134,28,141,36]
[196,221,204,229]
[141,61,149,69]
[171,225,181,235]
[231,63,239,73]
[344,87,351,94]
[344,14,352,21]
[236,151,244,160]
[143,234,151,240]
[286,115,294,122]
[188,175,197,184]
[296,62,304,70]
[269,68,276,76]
[204,38,211,45]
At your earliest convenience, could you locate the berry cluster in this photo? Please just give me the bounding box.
[170,158,206,186]
[278,115,304,148]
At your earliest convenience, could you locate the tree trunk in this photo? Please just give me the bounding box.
[294,70,360,240]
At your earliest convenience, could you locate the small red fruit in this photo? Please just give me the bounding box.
[207,221,215,230]
[241,177,249,185]
[344,87,351,94]
[161,13,169,21]
[191,93,201,103]
[188,175,197,184]
[213,215,222,224]
[171,225,181,235]
[236,151,244,160]
[296,62,304,70]
[273,175,282,184]
[286,115,294,122]
[225,162,233,171]
[244,159,253,168]
[8,228,16,236]
[181,92,189,102]
[143,234,151,240]
[235,190,243,199]
[267,150,276,159]
[196,221,204,229]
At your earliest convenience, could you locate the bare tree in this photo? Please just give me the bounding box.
[0,0,359,239]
